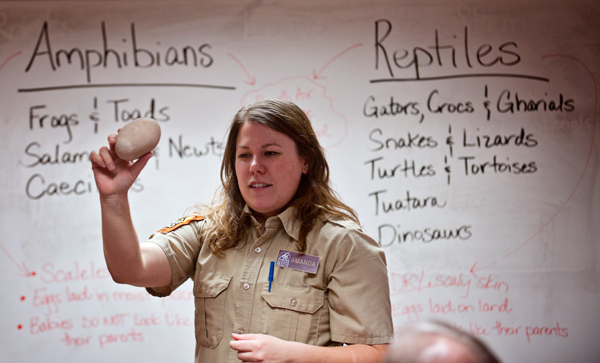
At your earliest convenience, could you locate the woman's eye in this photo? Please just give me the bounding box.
[237,153,250,159]
[265,151,279,156]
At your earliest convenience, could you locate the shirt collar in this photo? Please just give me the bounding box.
[242,204,301,241]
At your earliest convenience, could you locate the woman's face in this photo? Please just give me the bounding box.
[235,121,307,219]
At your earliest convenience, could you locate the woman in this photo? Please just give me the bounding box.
[90,100,393,363]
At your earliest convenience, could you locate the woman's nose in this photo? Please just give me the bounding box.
[249,156,265,174]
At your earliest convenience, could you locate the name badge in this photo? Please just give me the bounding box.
[276,250,320,274]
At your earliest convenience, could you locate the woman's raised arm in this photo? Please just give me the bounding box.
[90,134,171,288]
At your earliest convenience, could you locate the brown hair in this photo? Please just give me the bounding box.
[201,99,359,254]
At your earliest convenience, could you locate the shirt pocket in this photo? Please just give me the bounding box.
[193,270,232,348]
[261,283,325,344]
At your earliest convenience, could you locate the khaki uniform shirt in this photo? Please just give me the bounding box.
[147,206,393,363]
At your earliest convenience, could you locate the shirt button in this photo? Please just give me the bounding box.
[243,283,250,290]
[237,328,244,334]
[291,298,297,307]
[254,247,262,254]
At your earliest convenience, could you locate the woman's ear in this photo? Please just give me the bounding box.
[302,158,309,174]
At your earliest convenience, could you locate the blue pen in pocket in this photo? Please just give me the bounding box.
[268,261,274,292]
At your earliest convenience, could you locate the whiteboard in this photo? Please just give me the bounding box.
[0,1,599,362]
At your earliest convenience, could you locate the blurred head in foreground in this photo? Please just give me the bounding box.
[384,321,501,363]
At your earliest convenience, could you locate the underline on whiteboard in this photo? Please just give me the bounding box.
[17,83,236,92]
[370,73,550,83]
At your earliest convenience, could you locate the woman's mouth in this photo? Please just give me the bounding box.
[251,183,270,188]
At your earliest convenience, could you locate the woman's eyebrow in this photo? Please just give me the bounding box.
[236,142,282,150]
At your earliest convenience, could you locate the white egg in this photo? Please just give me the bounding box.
[115,118,161,161]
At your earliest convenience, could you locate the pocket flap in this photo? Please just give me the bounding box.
[194,271,232,298]
[262,284,324,314]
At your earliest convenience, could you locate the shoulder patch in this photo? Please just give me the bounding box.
[157,215,205,234]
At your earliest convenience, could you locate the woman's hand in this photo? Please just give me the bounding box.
[90,133,152,197]
[230,333,387,363]
[230,333,295,363]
